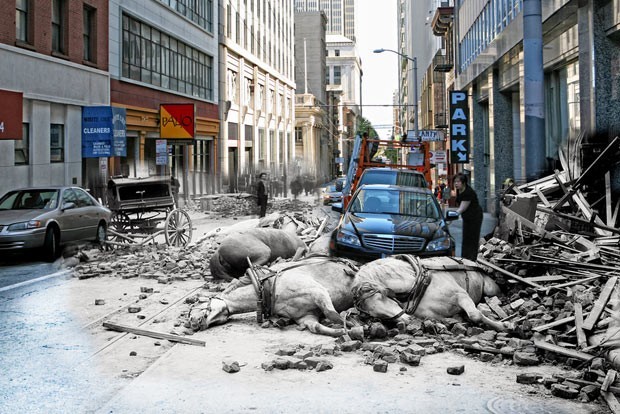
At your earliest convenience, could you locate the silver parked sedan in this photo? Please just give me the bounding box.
[0,186,111,261]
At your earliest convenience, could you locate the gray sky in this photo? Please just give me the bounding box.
[356,0,398,138]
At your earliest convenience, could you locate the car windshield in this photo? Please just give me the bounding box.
[0,189,60,210]
[349,188,440,219]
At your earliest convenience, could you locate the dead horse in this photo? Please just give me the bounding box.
[209,228,307,281]
[191,256,359,337]
[352,255,511,332]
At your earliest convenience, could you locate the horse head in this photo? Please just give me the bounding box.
[188,297,230,331]
[352,282,412,325]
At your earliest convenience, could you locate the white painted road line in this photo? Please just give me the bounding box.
[0,269,71,293]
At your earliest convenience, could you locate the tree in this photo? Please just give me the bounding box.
[356,117,378,138]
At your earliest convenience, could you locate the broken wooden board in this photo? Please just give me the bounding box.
[583,277,618,331]
[574,302,588,350]
[534,339,595,361]
[478,258,544,290]
[602,391,620,414]
[103,321,206,347]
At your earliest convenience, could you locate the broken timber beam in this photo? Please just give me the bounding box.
[583,277,618,331]
[478,258,544,290]
[603,391,620,414]
[538,206,620,234]
[574,303,588,350]
[534,339,595,361]
[102,321,206,347]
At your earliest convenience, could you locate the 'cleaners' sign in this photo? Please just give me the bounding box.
[449,91,469,164]
[0,90,23,140]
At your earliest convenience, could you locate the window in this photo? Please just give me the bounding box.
[334,49,340,56]
[122,14,213,100]
[52,0,66,54]
[158,0,213,32]
[16,0,30,43]
[15,123,29,165]
[333,66,341,85]
[83,6,96,62]
[50,124,64,163]
[73,188,95,207]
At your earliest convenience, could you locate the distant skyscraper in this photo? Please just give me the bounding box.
[295,0,355,41]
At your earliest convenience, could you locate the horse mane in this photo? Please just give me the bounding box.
[352,258,407,295]
[209,250,234,281]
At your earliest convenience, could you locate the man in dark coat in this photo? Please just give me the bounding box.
[257,173,268,218]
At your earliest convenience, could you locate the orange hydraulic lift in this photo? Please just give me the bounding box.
[342,135,432,208]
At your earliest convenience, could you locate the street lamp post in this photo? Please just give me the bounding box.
[373,48,418,141]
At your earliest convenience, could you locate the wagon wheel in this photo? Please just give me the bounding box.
[108,212,132,245]
[164,208,193,247]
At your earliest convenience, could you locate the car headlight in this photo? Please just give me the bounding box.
[336,229,361,247]
[7,220,43,231]
[426,236,452,252]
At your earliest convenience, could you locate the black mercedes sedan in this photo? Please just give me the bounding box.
[330,184,458,261]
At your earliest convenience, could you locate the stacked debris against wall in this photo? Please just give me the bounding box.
[478,136,620,409]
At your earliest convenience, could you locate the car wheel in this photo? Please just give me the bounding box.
[43,227,60,262]
[95,223,107,249]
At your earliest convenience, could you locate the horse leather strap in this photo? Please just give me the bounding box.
[395,254,432,316]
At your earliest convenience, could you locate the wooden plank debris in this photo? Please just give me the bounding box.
[478,258,544,290]
[534,339,595,361]
[602,391,620,414]
[103,321,206,347]
[603,370,618,392]
[574,302,588,350]
[583,277,618,331]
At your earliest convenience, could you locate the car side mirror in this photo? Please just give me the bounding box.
[61,202,76,211]
[445,210,459,221]
[331,202,343,213]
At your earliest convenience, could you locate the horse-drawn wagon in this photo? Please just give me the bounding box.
[106,176,192,247]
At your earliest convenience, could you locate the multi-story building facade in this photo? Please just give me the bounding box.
[0,0,109,197]
[108,0,220,202]
[294,0,355,41]
[432,0,620,216]
[326,34,362,175]
[294,11,329,180]
[220,0,295,194]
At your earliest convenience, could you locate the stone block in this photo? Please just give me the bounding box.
[222,361,240,373]
[447,365,465,375]
[513,352,540,366]
[373,360,388,373]
[551,383,579,399]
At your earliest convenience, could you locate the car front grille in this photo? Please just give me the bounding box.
[362,234,426,253]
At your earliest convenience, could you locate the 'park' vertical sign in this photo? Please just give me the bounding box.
[449,91,469,164]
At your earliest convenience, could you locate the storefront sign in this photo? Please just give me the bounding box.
[82,106,127,158]
[156,139,168,165]
[0,90,23,140]
[418,130,445,142]
[160,103,195,139]
[449,91,470,164]
[429,150,447,164]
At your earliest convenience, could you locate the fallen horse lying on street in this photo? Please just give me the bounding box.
[192,256,360,336]
[352,255,512,332]
[209,228,307,281]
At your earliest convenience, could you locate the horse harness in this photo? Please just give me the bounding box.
[354,255,474,321]
[247,255,359,323]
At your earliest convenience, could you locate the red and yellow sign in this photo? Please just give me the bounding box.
[159,103,195,139]
[0,90,23,140]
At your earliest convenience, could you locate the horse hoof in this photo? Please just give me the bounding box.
[348,326,365,341]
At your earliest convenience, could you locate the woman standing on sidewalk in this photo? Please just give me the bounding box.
[454,173,483,261]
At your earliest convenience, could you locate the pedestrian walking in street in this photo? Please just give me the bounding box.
[441,181,451,209]
[290,176,303,200]
[170,174,181,207]
[256,173,268,218]
[454,173,483,261]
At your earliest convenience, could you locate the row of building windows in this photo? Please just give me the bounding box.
[458,0,522,72]
[16,0,98,63]
[121,14,214,101]
[225,0,293,79]
[14,124,64,166]
[158,0,214,32]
